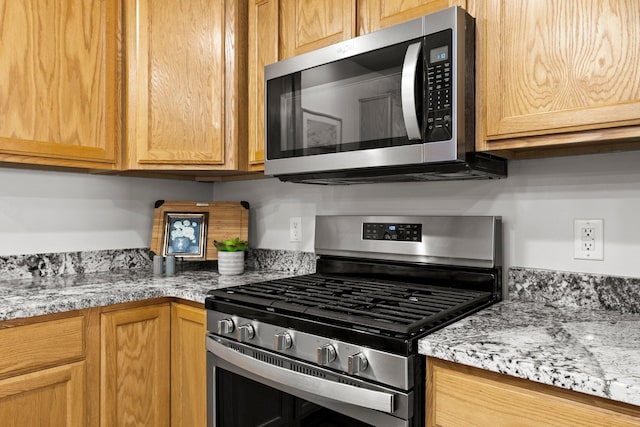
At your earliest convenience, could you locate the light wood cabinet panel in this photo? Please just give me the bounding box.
[125,0,248,171]
[0,362,85,427]
[0,0,120,169]
[480,0,640,155]
[248,0,279,171]
[357,0,464,34]
[427,358,640,427]
[101,304,171,427]
[280,0,356,59]
[171,303,206,427]
[0,316,84,378]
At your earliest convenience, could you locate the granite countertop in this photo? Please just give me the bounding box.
[418,301,640,407]
[0,268,296,322]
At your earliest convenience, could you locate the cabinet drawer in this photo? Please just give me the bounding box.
[0,316,85,378]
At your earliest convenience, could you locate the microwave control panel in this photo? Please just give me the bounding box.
[362,223,422,242]
[425,29,453,142]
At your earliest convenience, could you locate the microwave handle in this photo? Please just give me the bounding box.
[401,41,423,141]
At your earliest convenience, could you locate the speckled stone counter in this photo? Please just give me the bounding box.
[418,299,640,407]
[0,268,299,322]
[0,247,316,321]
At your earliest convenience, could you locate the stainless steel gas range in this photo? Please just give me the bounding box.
[205,215,502,427]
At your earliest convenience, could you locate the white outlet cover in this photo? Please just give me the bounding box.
[574,219,604,260]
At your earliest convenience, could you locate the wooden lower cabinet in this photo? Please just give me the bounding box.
[171,302,207,427]
[0,362,85,427]
[426,358,640,427]
[100,303,171,427]
[0,300,207,427]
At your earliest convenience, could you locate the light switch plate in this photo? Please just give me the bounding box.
[290,217,302,242]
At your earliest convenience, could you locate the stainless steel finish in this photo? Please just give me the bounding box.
[265,17,422,81]
[274,332,292,351]
[216,318,234,335]
[401,41,423,141]
[264,6,486,184]
[207,336,409,422]
[207,310,414,390]
[236,324,254,342]
[347,352,369,375]
[315,215,502,268]
[265,144,425,176]
[317,344,337,365]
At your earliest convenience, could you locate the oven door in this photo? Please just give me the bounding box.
[207,335,413,427]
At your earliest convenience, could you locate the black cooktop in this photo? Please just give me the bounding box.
[206,273,494,352]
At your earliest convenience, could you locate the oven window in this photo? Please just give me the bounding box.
[216,369,373,427]
[266,38,424,160]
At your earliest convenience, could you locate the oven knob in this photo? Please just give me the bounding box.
[347,352,369,374]
[274,332,292,350]
[237,324,255,342]
[217,319,235,335]
[316,344,337,365]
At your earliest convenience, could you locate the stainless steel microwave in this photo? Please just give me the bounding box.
[264,6,507,184]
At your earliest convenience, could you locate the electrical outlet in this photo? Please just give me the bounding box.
[574,219,603,260]
[289,217,302,242]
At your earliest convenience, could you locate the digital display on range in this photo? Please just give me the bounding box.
[362,223,422,242]
[429,46,449,63]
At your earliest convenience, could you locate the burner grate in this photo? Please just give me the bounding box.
[216,274,492,335]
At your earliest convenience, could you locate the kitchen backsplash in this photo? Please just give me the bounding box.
[509,267,640,314]
[245,248,316,275]
[0,248,316,280]
[0,249,153,280]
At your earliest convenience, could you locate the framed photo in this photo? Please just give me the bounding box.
[359,94,392,141]
[302,109,342,148]
[162,213,207,258]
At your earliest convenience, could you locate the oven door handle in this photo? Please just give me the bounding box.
[401,41,423,141]
[207,338,396,414]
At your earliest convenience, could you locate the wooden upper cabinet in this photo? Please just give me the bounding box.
[248,0,279,171]
[125,0,247,170]
[279,0,356,59]
[357,0,465,34]
[480,0,640,153]
[0,0,120,169]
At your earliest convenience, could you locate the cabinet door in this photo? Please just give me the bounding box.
[357,0,464,34]
[482,0,640,145]
[248,0,279,171]
[171,303,206,427]
[427,358,640,427]
[0,362,85,427]
[101,304,170,427]
[280,0,356,59]
[0,0,120,169]
[125,0,247,170]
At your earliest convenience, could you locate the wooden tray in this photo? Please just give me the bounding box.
[150,200,249,261]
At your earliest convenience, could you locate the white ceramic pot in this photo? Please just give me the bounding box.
[217,251,245,275]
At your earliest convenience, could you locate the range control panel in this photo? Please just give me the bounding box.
[362,223,422,242]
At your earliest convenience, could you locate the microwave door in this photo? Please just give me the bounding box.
[401,41,423,141]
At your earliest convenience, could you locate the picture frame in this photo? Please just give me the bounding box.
[302,109,342,148]
[359,94,392,141]
[151,201,249,261]
[162,213,208,259]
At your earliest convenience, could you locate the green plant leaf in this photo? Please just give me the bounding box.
[213,237,248,252]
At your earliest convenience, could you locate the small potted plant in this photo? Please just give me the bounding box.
[213,237,248,275]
